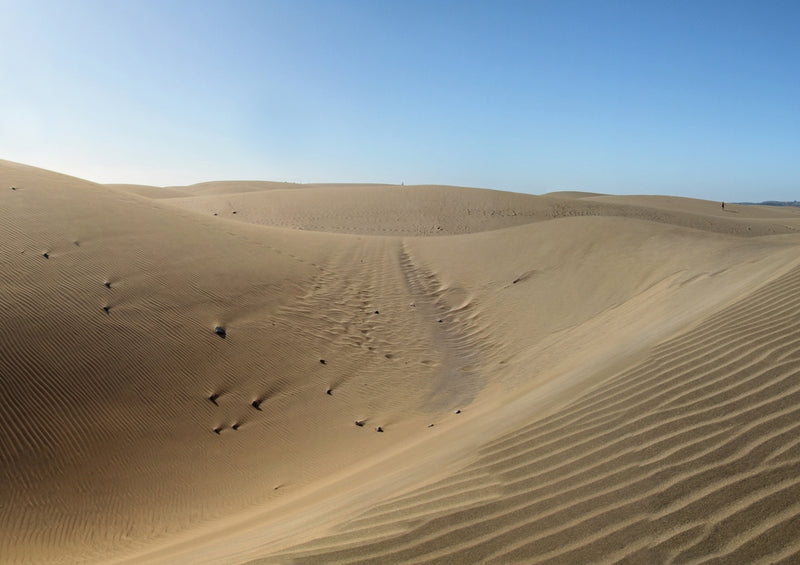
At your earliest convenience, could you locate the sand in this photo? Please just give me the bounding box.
[3,157,800,563]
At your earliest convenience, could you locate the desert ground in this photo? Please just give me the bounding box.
[3,157,800,564]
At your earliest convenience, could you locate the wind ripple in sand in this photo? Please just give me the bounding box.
[267,263,800,564]
[6,160,800,564]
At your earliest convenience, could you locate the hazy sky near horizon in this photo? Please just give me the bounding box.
[1,0,798,201]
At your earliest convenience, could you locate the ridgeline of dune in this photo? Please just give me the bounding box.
[3,158,800,564]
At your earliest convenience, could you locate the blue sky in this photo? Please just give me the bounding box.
[1,0,798,200]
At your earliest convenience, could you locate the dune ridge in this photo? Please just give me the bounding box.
[3,158,800,563]
[117,179,800,237]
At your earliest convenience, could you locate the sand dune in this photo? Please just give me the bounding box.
[116,180,800,238]
[3,158,800,563]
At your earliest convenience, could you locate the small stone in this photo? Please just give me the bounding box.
[214,326,226,338]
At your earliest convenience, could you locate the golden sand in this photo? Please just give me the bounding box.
[3,158,800,563]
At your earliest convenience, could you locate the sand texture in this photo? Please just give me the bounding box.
[3,158,800,563]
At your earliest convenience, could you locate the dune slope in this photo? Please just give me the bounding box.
[3,159,800,564]
[266,257,800,564]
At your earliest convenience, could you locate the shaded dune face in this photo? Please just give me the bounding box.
[2,159,800,564]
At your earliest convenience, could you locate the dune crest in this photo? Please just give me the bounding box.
[3,159,800,563]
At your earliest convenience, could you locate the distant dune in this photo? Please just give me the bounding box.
[3,158,800,563]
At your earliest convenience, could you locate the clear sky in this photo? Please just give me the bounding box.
[1,0,798,201]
